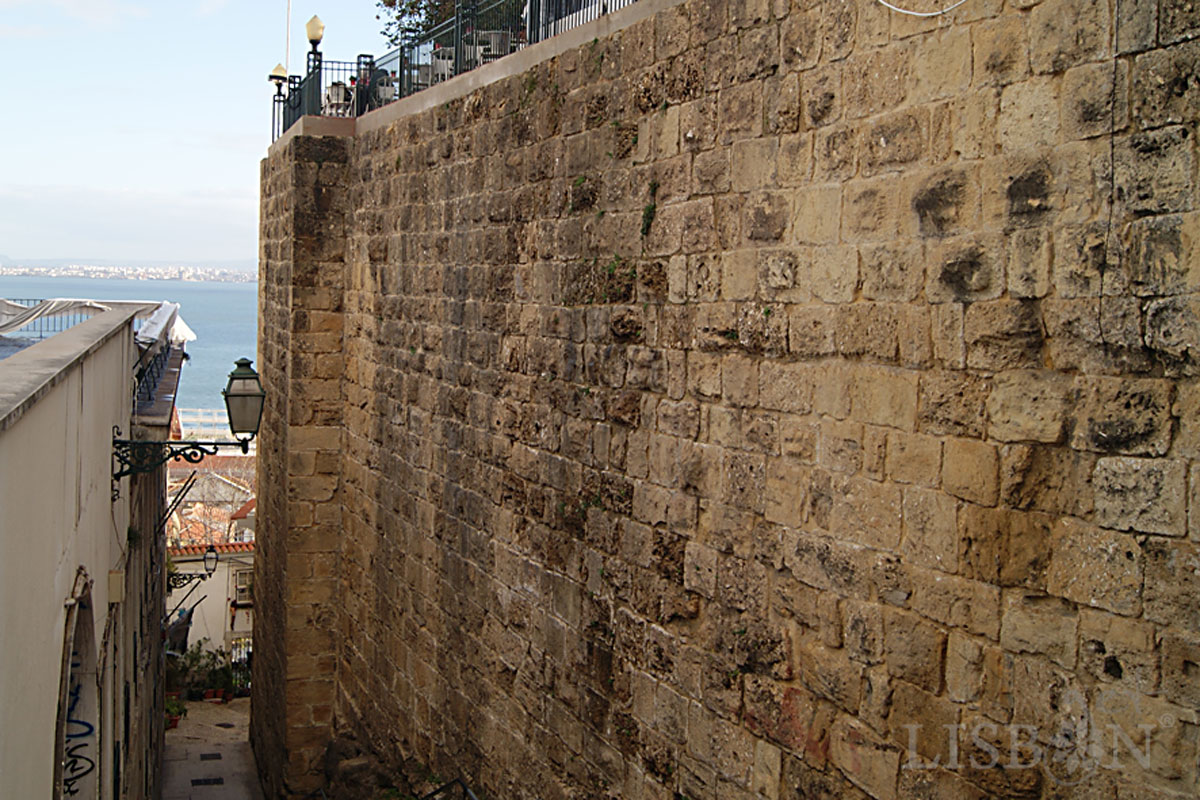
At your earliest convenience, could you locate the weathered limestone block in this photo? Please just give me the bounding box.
[1161,629,1200,708]
[851,366,918,431]
[844,179,905,244]
[886,432,941,488]
[829,715,900,800]
[900,486,957,572]
[888,679,960,764]
[1115,126,1196,216]
[1089,688,1200,786]
[1042,296,1152,374]
[945,630,983,703]
[1046,517,1145,615]
[998,77,1060,151]
[1128,212,1200,297]
[986,370,1070,443]
[918,371,990,438]
[1161,0,1200,45]
[861,109,927,178]
[1070,376,1173,456]
[942,437,999,506]
[961,504,1053,589]
[1006,228,1052,299]
[912,166,981,239]
[818,419,863,475]
[999,591,1078,669]
[1094,456,1188,536]
[963,298,1044,370]
[842,47,911,121]
[927,234,1005,304]
[1145,295,1200,370]
[1061,60,1128,141]
[972,15,1031,87]
[885,607,946,693]
[1142,538,1200,630]
[909,26,972,105]
[1078,607,1158,694]
[779,753,871,800]
[831,475,902,551]
[860,241,923,302]
[1133,40,1200,128]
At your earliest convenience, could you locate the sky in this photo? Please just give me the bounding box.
[0,1,394,269]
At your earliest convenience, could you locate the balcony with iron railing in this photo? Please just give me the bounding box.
[271,0,639,140]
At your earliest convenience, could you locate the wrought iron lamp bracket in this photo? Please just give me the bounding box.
[167,571,210,591]
[111,426,250,481]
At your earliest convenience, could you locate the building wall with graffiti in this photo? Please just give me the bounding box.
[0,309,171,800]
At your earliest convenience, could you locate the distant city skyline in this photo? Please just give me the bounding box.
[0,2,391,266]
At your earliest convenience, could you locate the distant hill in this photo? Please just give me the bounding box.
[0,256,256,273]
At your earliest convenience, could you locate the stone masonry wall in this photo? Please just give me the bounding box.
[253,137,349,797]
[258,0,1200,797]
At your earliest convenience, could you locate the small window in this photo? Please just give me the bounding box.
[235,570,253,604]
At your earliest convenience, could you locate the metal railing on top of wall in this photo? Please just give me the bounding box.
[272,0,640,140]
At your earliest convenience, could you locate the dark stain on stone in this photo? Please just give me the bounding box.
[1006,165,1052,219]
[913,172,966,236]
[1087,389,1165,452]
[613,122,638,159]
[607,390,641,427]
[985,50,1013,75]
[568,178,597,214]
[1103,656,1124,679]
[638,260,668,301]
[585,93,610,129]
[1079,98,1108,124]
[610,308,643,341]
[1168,73,1191,97]
[939,245,990,298]
[809,91,836,125]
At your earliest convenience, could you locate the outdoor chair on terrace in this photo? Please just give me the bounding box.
[324,82,352,116]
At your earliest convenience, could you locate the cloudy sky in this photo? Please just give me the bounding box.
[0,1,389,268]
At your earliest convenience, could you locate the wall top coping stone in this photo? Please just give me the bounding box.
[0,308,144,433]
[267,0,688,157]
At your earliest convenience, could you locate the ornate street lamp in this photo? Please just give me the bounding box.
[269,63,287,95]
[223,358,267,451]
[167,544,220,592]
[113,358,266,481]
[306,15,325,52]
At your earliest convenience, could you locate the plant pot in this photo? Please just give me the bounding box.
[166,715,181,730]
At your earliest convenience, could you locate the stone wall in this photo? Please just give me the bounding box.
[256,0,1200,797]
[253,137,349,797]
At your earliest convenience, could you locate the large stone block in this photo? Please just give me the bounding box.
[942,438,998,506]
[829,715,900,800]
[1070,377,1173,456]
[986,370,1070,443]
[1094,456,1188,536]
[885,607,946,693]
[1143,538,1200,629]
[1115,126,1196,216]
[960,504,1053,589]
[999,591,1077,668]
[1045,517,1144,615]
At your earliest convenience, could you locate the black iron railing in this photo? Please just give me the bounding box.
[272,0,640,140]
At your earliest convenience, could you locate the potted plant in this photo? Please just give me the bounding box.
[165,697,188,730]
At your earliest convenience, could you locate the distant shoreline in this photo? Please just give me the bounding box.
[0,265,255,284]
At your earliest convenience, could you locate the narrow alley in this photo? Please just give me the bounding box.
[163,699,263,800]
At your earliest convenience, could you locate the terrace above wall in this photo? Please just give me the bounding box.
[270,0,648,143]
